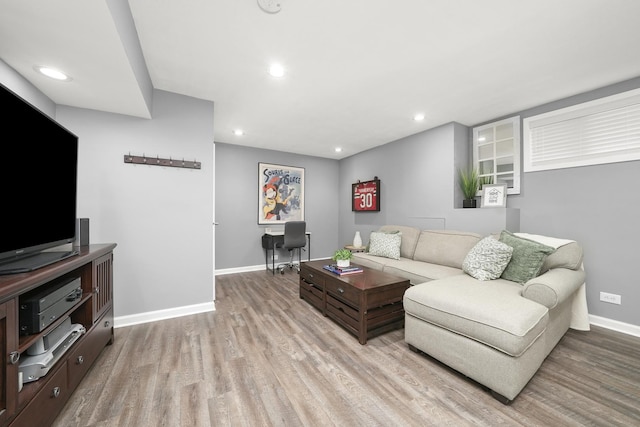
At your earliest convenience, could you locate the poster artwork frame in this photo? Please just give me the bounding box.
[258,162,305,225]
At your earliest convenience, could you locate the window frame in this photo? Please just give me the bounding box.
[472,116,521,196]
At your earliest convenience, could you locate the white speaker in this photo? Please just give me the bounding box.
[74,218,90,247]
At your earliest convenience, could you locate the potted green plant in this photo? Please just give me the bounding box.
[458,167,479,208]
[332,248,353,267]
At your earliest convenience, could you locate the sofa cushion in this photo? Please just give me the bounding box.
[383,258,465,284]
[351,252,392,271]
[351,253,464,284]
[403,275,549,357]
[413,230,482,269]
[368,231,401,259]
[499,230,556,284]
[462,236,513,281]
[378,225,421,259]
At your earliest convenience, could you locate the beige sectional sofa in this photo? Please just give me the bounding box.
[352,225,589,403]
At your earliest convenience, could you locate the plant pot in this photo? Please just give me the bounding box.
[463,199,477,208]
[336,259,350,268]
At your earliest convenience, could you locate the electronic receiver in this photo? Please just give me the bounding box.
[19,276,82,335]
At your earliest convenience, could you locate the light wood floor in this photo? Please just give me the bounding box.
[53,270,640,427]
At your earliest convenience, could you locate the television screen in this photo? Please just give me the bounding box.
[0,84,79,274]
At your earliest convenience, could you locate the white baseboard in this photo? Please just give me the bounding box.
[214,258,324,276]
[215,264,266,276]
[589,315,640,338]
[114,301,215,328]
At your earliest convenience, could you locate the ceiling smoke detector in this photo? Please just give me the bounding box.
[257,0,281,14]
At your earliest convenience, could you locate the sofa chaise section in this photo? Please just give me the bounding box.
[352,225,588,402]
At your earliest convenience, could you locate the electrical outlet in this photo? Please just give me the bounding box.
[273,254,278,260]
[600,292,621,305]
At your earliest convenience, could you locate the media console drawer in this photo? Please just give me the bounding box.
[11,363,69,427]
[67,306,113,390]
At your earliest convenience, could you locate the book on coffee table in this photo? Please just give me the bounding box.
[323,264,363,275]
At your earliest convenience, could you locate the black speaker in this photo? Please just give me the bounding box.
[74,218,89,247]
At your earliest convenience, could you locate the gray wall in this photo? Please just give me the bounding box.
[339,123,457,243]
[338,122,518,245]
[215,143,340,270]
[504,77,640,328]
[57,90,215,319]
[339,78,640,329]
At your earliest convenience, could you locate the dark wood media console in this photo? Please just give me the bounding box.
[0,243,116,427]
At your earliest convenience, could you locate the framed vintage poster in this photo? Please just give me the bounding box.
[481,183,507,208]
[259,162,305,224]
[352,179,380,212]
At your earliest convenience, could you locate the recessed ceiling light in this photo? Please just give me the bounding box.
[269,63,285,78]
[413,113,425,121]
[335,147,342,153]
[234,129,245,136]
[34,66,72,81]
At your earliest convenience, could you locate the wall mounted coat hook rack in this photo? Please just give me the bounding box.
[124,153,201,169]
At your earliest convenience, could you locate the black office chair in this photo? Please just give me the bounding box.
[276,221,307,274]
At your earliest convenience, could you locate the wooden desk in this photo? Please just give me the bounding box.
[262,231,311,274]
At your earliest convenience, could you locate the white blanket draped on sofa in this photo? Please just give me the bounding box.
[516,233,590,331]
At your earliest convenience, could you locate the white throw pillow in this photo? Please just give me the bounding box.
[368,231,402,260]
[463,236,513,281]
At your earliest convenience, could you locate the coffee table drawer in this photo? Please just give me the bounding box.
[367,302,404,329]
[324,279,359,307]
[326,294,359,333]
[300,268,325,287]
[300,278,323,310]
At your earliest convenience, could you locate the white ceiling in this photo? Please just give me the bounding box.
[2,0,640,159]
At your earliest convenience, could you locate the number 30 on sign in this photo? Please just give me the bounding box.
[352,179,380,212]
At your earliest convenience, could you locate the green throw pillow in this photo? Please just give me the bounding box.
[368,231,402,260]
[462,236,514,281]
[499,230,556,284]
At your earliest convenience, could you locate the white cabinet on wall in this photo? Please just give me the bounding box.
[473,116,520,195]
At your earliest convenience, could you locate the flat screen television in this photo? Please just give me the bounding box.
[0,83,79,275]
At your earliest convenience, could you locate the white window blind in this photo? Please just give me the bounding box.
[523,88,640,172]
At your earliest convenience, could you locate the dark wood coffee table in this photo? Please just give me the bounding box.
[299,259,410,344]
